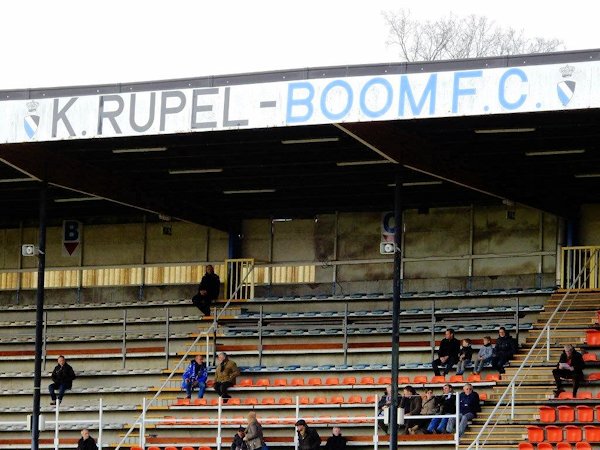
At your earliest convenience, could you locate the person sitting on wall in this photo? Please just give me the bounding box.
[552,344,585,398]
[192,264,220,316]
[432,329,461,376]
[181,354,208,399]
[49,355,76,405]
[213,352,240,403]
[491,327,518,374]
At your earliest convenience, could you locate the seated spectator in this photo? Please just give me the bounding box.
[400,385,422,434]
[446,383,481,437]
[456,338,474,375]
[77,428,98,450]
[48,355,76,405]
[552,344,585,397]
[432,329,460,376]
[324,426,347,450]
[473,336,494,375]
[491,327,518,374]
[213,352,240,403]
[192,265,220,316]
[296,419,321,450]
[182,354,208,399]
[426,384,455,434]
[415,388,437,434]
[377,385,395,433]
[231,426,247,450]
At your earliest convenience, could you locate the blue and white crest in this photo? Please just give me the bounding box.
[23,100,40,139]
[557,80,576,106]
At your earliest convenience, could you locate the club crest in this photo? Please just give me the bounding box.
[557,65,576,106]
[23,100,40,139]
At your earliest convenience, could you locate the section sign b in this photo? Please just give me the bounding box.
[62,220,81,256]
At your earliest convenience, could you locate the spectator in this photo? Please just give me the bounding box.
[400,385,422,434]
[425,384,455,434]
[243,411,265,450]
[377,384,394,433]
[446,383,481,437]
[181,354,208,399]
[76,428,98,450]
[324,426,347,450]
[214,352,240,403]
[49,355,76,405]
[473,336,494,375]
[296,419,321,450]
[455,338,474,375]
[231,426,248,450]
[432,329,461,376]
[192,264,220,316]
[492,327,518,374]
[417,388,438,434]
[552,344,585,398]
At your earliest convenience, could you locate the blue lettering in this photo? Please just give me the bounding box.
[498,68,528,110]
[399,74,437,116]
[360,78,393,118]
[286,82,315,123]
[452,70,483,113]
[320,80,353,120]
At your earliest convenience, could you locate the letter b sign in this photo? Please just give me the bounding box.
[62,220,81,256]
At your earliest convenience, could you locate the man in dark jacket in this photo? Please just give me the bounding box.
[48,355,76,405]
[192,265,220,316]
[492,327,518,374]
[552,344,585,397]
[296,419,321,450]
[231,425,248,450]
[446,383,480,437]
[324,426,347,450]
[432,329,461,376]
[77,428,98,450]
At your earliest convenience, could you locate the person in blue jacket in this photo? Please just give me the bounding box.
[182,354,208,399]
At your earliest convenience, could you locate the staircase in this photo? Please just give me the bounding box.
[462,292,600,449]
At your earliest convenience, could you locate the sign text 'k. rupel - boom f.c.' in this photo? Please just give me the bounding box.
[0,61,597,144]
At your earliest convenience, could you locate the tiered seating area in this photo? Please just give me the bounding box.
[463,293,600,450]
[0,288,552,449]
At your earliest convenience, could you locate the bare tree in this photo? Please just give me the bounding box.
[383,9,564,62]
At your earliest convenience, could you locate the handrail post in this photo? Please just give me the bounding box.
[454,391,460,450]
[98,398,103,450]
[165,308,170,369]
[122,309,127,369]
[373,394,379,450]
[54,400,59,450]
[295,396,300,450]
[258,305,263,367]
[510,381,515,420]
[217,397,222,450]
[140,397,146,450]
[43,311,48,371]
[343,303,348,365]
[546,324,551,362]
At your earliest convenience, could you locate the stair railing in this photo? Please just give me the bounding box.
[114,259,256,450]
[467,248,598,449]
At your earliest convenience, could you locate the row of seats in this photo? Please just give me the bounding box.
[540,405,600,423]
[527,425,600,443]
[552,391,600,400]
[519,442,593,450]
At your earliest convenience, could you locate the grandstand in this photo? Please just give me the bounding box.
[1,49,600,450]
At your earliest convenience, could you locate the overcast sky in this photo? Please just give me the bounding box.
[1,0,598,90]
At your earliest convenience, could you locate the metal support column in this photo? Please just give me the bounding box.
[32,182,47,450]
[389,174,403,449]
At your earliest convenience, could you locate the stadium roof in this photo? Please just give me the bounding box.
[1,49,600,230]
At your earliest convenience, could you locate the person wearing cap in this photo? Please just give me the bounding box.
[243,411,265,450]
[231,425,247,450]
[324,426,347,450]
[296,419,321,450]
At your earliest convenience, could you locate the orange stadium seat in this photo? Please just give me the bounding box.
[342,376,356,385]
[537,443,553,450]
[210,398,220,405]
[278,397,293,405]
[360,376,375,385]
[467,374,481,382]
[449,375,464,383]
[575,443,592,450]
[146,447,159,450]
[558,392,574,400]
[378,376,392,384]
[330,395,345,404]
[527,426,544,443]
[582,353,597,362]
[199,447,212,450]
[176,398,190,406]
[583,425,600,441]
[165,446,178,450]
[586,330,600,346]
[243,397,258,405]
[227,398,241,405]
[348,395,363,404]
[546,425,563,442]
[313,396,327,404]
[291,378,305,386]
[182,446,196,450]
[539,406,556,423]
[238,378,253,387]
[586,372,600,381]
[431,375,446,383]
[596,406,600,420]
[479,392,488,401]
[485,374,501,382]
[558,406,575,422]
[556,443,572,450]
[566,425,583,442]
[576,391,592,399]
[308,377,322,386]
[193,398,207,406]
[399,376,411,384]
[254,378,270,387]
[576,405,594,422]
[518,443,534,450]
[274,378,288,386]
[325,377,339,385]
[300,396,310,404]
[261,397,275,405]
[365,395,376,404]
[412,375,427,384]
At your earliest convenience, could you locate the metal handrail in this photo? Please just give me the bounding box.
[467,249,597,449]
[114,260,256,450]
